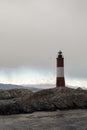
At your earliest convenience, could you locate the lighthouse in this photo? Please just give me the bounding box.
[56,51,65,87]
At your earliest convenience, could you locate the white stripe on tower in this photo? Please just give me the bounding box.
[56,50,65,87]
[57,67,64,77]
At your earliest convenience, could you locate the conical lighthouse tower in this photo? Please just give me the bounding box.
[56,51,65,87]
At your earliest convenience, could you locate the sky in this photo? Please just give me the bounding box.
[0,0,87,88]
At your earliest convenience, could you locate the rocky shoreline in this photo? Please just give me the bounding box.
[0,110,87,130]
[0,87,87,115]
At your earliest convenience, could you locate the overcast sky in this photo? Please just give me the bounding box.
[0,0,87,87]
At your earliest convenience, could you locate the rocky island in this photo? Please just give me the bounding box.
[0,87,86,115]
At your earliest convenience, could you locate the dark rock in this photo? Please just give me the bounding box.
[0,89,33,100]
[22,87,87,112]
[0,87,87,115]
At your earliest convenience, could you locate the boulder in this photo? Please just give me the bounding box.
[0,87,87,115]
[21,87,87,112]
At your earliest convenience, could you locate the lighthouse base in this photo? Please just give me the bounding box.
[56,77,65,87]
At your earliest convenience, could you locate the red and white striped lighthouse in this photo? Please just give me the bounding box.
[56,51,65,87]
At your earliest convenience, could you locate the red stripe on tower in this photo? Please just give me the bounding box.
[56,51,65,87]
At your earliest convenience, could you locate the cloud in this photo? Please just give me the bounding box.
[0,0,86,84]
